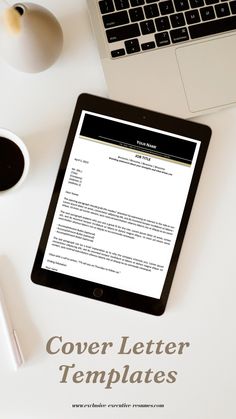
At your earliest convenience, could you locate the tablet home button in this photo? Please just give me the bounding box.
[93,288,103,298]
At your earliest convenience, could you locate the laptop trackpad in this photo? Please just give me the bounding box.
[176,35,236,113]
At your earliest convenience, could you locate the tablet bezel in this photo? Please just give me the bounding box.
[31,94,211,315]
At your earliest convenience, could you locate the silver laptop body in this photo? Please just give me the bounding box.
[87,0,236,118]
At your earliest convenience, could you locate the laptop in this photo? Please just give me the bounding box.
[87,0,236,118]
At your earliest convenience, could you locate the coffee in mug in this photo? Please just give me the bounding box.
[0,129,29,192]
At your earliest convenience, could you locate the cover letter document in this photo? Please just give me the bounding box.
[42,111,200,298]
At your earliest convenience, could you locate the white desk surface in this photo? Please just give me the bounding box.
[0,1,235,418]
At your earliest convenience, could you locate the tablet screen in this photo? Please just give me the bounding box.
[41,111,201,299]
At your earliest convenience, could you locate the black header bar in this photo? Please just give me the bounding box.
[80,113,197,164]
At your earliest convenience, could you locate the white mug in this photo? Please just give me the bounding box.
[0,128,30,193]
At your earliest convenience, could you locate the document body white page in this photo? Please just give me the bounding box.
[42,111,200,298]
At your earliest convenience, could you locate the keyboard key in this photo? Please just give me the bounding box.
[215,3,230,17]
[146,0,159,3]
[130,0,144,6]
[189,15,236,39]
[125,38,141,53]
[129,6,145,21]
[189,0,204,7]
[230,1,236,14]
[155,31,171,46]
[170,13,185,27]
[102,11,129,28]
[205,0,219,4]
[200,6,215,20]
[106,23,140,42]
[170,27,189,42]
[159,1,174,15]
[140,19,156,34]
[111,48,126,57]
[141,41,156,50]
[144,3,160,18]
[185,9,200,24]
[99,0,115,14]
[114,0,129,9]
[174,0,190,11]
[155,16,170,31]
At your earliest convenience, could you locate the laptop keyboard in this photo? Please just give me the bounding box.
[98,0,236,58]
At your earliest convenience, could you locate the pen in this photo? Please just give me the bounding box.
[0,284,24,369]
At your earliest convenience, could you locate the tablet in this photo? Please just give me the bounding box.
[31,94,211,315]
